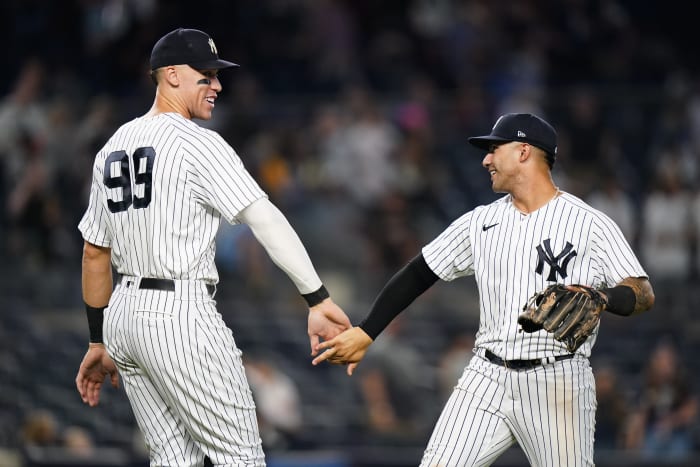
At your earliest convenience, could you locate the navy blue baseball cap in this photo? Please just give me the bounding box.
[468,113,557,157]
[150,28,238,70]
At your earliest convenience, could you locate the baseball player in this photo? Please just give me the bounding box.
[75,28,351,466]
[314,113,655,466]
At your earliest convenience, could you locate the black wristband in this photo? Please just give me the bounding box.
[601,286,636,316]
[85,304,106,343]
[302,285,330,307]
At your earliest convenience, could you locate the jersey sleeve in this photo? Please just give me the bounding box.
[421,211,475,281]
[188,132,266,223]
[78,156,112,247]
[592,211,648,285]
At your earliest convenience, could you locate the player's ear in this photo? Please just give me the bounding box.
[162,66,180,87]
[519,143,530,162]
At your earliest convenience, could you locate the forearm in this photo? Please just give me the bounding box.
[359,253,439,339]
[82,241,112,344]
[82,241,113,307]
[239,198,323,295]
[602,277,654,316]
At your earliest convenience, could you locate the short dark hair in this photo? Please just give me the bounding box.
[149,69,159,86]
[544,151,555,169]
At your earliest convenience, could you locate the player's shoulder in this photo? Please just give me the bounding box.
[117,113,225,142]
[559,191,603,214]
[473,194,511,215]
[160,113,224,139]
[558,191,619,225]
[154,113,233,155]
[446,195,509,227]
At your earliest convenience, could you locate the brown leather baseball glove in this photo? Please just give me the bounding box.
[518,284,607,352]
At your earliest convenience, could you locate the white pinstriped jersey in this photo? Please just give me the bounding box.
[78,112,265,283]
[423,191,647,360]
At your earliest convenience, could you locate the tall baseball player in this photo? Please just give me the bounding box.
[314,113,655,466]
[75,28,351,466]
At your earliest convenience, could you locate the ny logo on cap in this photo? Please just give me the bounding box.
[517,130,526,137]
[208,38,217,55]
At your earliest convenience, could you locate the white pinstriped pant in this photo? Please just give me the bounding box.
[420,353,595,467]
[104,277,266,466]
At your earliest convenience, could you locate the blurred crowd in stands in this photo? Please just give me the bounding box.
[0,1,699,466]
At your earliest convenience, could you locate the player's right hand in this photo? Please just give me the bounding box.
[76,343,120,407]
[312,327,373,376]
[308,297,352,356]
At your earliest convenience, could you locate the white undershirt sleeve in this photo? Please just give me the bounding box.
[237,198,323,294]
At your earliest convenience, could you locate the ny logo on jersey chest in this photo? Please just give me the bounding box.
[535,238,577,281]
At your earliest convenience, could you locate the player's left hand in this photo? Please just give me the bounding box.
[308,297,352,356]
[518,283,605,352]
[312,327,373,376]
[76,343,120,407]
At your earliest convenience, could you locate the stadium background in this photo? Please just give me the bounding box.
[0,1,698,466]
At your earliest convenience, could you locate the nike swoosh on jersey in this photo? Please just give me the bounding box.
[482,223,499,231]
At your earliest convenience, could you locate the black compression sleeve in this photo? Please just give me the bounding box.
[600,285,636,316]
[359,253,439,340]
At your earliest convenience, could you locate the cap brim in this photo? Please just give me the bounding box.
[190,59,239,70]
[467,135,512,151]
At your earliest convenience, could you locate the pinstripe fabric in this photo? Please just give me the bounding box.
[79,113,265,283]
[420,355,595,467]
[422,192,646,360]
[105,279,265,466]
[419,192,646,466]
[79,113,267,466]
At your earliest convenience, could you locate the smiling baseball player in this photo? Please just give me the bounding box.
[314,113,655,466]
[75,28,351,466]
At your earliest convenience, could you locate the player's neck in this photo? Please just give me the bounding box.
[511,179,560,215]
[145,92,191,119]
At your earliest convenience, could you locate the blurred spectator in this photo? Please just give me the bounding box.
[0,58,48,183]
[20,410,59,448]
[0,59,50,259]
[594,363,631,452]
[215,222,270,297]
[73,96,119,182]
[586,173,637,245]
[61,425,95,459]
[391,75,444,219]
[558,86,605,195]
[320,85,400,208]
[247,129,302,207]
[690,190,700,278]
[363,191,422,278]
[356,318,436,446]
[304,0,360,92]
[639,164,692,280]
[245,355,304,451]
[219,72,267,150]
[5,128,52,264]
[436,331,474,401]
[308,103,351,196]
[626,340,698,461]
